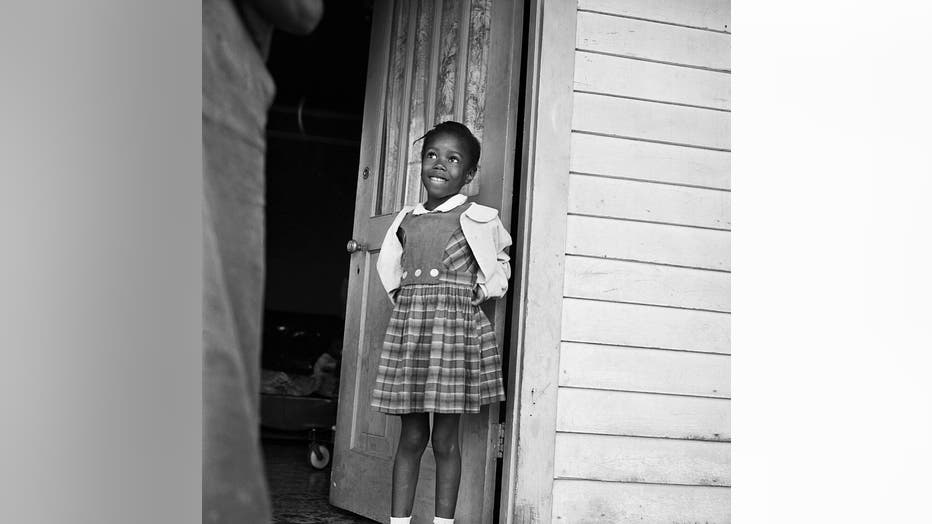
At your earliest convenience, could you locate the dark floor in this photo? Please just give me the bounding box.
[263,439,378,524]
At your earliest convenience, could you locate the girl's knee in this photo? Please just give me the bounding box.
[398,425,430,454]
[430,430,460,460]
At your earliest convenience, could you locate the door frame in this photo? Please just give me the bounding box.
[331,0,531,522]
[470,0,528,518]
[497,0,577,522]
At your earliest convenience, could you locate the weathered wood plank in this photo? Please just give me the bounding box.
[568,173,730,229]
[506,0,577,521]
[576,11,730,71]
[574,51,729,110]
[561,297,730,354]
[559,342,730,397]
[564,255,730,311]
[554,432,730,485]
[578,0,730,32]
[573,92,730,150]
[570,132,731,189]
[552,479,730,523]
[556,388,730,440]
[566,215,730,271]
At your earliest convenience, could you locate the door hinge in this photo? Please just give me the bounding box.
[495,422,506,459]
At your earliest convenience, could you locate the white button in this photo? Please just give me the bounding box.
[414,269,422,277]
[429,268,439,277]
[402,271,408,278]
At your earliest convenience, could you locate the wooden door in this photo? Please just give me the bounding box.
[330,1,522,522]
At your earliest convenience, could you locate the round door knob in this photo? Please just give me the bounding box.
[346,239,367,253]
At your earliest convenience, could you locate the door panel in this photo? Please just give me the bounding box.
[331,1,522,522]
[351,257,394,460]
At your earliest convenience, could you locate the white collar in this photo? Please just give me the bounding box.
[411,193,468,215]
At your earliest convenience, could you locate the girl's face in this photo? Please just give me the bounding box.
[420,131,476,204]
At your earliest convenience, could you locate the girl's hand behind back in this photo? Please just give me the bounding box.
[471,285,487,306]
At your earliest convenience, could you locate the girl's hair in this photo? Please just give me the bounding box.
[418,121,481,172]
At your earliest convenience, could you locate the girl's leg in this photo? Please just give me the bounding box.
[392,412,431,517]
[431,413,462,519]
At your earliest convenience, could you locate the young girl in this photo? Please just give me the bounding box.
[371,121,511,524]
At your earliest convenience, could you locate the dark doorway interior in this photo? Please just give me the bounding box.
[260,3,376,523]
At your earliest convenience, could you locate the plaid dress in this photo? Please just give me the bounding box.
[371,204,506,414]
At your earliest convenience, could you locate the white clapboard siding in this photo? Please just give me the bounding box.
[556,388,730,440]
[568,174,730,229]
[552,480,730,523]
[574,51,730,110]
[559,342,730,397]
[573,92,730,150]
[565,215,730,271]
[561,298,729,354]
[570,132,730,189]
[563,255,730,311]
[551,3,731,522]
[577,0,730,32]
[576,11,730,71]
[554,432,730,485]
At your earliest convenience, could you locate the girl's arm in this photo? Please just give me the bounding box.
[376,208,412,305]
[495,220,513,282]
[473,218,513,303]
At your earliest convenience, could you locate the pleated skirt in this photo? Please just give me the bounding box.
[370,282,506,414]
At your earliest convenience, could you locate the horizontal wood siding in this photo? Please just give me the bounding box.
[563,256,730,311]
[577,0,730,32]
[556,388,729,441]
[554,433,730,485]
[573,92,730,150]
[560,342,730,397]
[565,215,730,270]
[562,298,730,354]
[568,174,730,229]
[550,3,730,521]
[571,132,730,190]
[576,11,730,71]
[575,50,730,110]
[552,480,730,523]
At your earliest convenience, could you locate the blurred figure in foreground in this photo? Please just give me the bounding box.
[202,1,323,522]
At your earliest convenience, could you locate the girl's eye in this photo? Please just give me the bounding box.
[449,157,459,163]
[426,151,437,159]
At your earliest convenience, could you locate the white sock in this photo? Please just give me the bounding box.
[390,518,411,524]
[433,518,454,524]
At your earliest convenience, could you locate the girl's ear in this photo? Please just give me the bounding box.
[465,167,477,184]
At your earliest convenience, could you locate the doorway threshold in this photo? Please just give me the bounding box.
[264,440,377,524]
